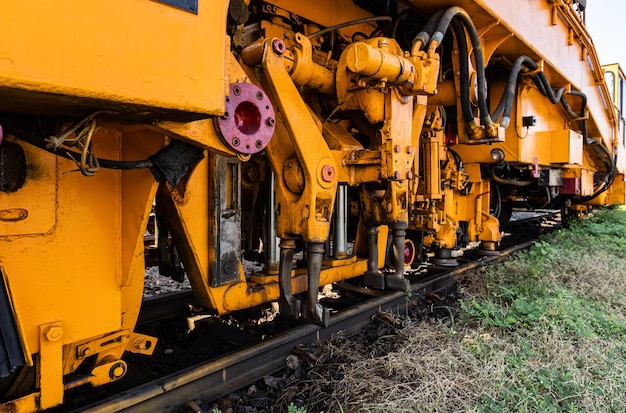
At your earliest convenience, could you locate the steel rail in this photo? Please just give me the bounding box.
[138,290,195,325]
[77,239,535,413]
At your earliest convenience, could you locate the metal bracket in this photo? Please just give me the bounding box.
[39,322,64,410]
[76,330,130,361]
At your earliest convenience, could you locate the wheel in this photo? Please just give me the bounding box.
[384,231,422,269]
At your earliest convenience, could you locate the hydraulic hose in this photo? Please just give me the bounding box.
[410,9,446,54]
[560,90,589,145]
[450,19,474,123]
[492,56,538,128]
[490,167,533,187]
[308,16,392,39]
[534,72,566,104]
[447,147,464,171]
[428,7,494,129]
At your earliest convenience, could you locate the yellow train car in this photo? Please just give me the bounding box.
[602,62,626,203]
[0,0,621,410]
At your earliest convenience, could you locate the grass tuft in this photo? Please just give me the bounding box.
[304,207,626,412]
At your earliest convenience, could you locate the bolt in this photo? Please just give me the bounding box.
[223,111,229,119]
[266,117,275,126]
[232,137,240,147]
[80,347,92,357]
[272,39,286,55]
[132,339,147,351]
[394,145,401,153]
[255,140,263,149]
[321,165,335,182]
[45,326,63,342]
[233,86,241,96]
[256,91,264,100]
[109,362,127,380]
[406,146,413,154]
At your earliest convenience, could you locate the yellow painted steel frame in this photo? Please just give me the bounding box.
[156,153,388,313]
[434,0,616,200]
[0,126,163,410]
[0,1,229,118]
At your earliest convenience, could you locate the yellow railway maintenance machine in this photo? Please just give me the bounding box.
[0,0,623,410]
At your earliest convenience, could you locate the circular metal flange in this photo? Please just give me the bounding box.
[217,83,275,155]
[475,241,501,256]
[432,248,458,267]
[475,249,501,257]
[431,257,459,267]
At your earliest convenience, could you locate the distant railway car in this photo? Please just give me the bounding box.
[0,0,622,410]
[603,63,626,181]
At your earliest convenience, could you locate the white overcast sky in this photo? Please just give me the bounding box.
[586,0,626,66]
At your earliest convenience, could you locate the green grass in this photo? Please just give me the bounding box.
[306,207,626,412]
[459,207,626,412]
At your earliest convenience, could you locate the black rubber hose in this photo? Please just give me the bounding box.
[410,9,446,51]
[535,72,566,104]
[429,7,493,127]
[561,90,589,141]
[447,147,464,171]
[451,19,474,123]
[531,74,549,96]
[308,16,393,39]
[492,56,539,127]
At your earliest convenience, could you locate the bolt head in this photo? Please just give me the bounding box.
[272,39,286,55]
[45,326,63,342]
[321,165,335,182]
[109,362,127,379]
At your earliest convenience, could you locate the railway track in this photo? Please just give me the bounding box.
[72,210,559,413]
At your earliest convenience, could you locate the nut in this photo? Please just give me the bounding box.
[44,326,63,342]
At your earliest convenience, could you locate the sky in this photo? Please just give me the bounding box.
[585,0,626,66]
